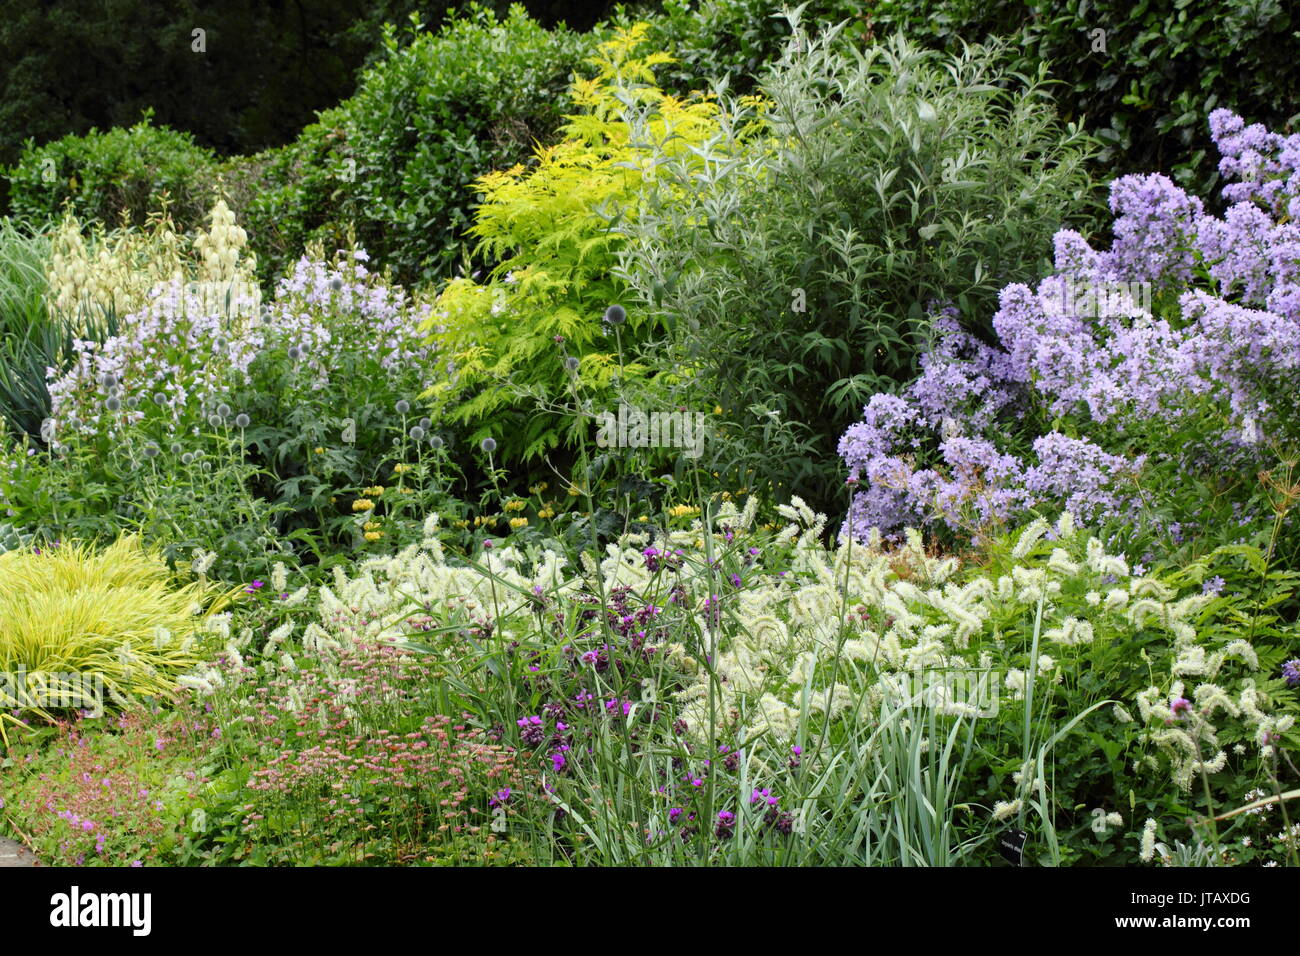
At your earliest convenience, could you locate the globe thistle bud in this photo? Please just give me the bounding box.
[288,346,302,361]
[215,337,228,351]
[419,417,431,430]
[604,304,626,325]
[234,413,251,429]
[480,437,497,453]
[217,403,231,418]
[181,452,194,465]
[152,392,167,406]
[330,277,343,291]
[564,356,580,372]
[126,395,141,408]
[409,426,425,441]
[208,414,222,428]
[103,373,118,389]
[170,442,183,455]
[395,399,411,415]
[105,396,122,412]
[143,442,160,458]
[429,435,445,449]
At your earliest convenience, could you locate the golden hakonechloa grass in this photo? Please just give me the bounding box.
[0,535,233,742]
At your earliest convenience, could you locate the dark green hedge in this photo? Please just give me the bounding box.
[866,0,1300,199]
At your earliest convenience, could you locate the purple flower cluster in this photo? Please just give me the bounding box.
[48,250,435,443]
[841,110,1300,541]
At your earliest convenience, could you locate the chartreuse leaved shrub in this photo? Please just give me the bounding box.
[618,24,1097,517]
[0,535,230,742]
[423,23,736,465]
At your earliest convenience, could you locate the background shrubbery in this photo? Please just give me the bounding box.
[621,26,1097,516]
[869,0,1300,200]
[242,4,599,287]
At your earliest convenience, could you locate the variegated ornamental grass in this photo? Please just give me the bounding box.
[0,535,234,740]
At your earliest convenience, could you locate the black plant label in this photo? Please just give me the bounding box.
[998,827,1027,866]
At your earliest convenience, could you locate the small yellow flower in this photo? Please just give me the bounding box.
[713,405,723,415]
[538,507,555,519]
[668,504,700,518]
[314,446,325,455]
[504,499,527,512]
[352,498,374,512]
[509,517,529,529]
[392,463,412,475]
[566,485,581,496]
[364,530,383,541]
[529,482,549,494]
[363,520,381,531]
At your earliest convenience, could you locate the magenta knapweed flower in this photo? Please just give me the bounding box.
[1171,697,1193,718]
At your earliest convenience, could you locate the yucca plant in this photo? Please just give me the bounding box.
[0,535,234,742]
[0,219,56,441]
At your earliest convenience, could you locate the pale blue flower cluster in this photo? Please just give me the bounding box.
[842,110,1300,541]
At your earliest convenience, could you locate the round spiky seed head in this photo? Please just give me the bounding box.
[395,399,411,415]
[234,413,251,429]
[604,304,626,325]
[480,437,497,453]
[409,426,425,441]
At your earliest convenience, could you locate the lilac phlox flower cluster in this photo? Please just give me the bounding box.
[840,110,1300,540]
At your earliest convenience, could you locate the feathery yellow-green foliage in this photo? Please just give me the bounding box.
[422,23,733,463]
[0,535,232,742]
